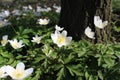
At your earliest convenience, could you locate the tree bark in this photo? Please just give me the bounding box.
[59,0,112,43]
[94,0,112,43]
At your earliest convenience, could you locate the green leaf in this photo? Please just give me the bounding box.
[67,64,83,76]
[115,51,120,58]
[22,35,29,38]
[57,67,65,80]
[113,26,120,32]
[7,58,14,64]
[104,61,120,78]
[63,53,75,64]
[0,51,13,58]
[53,64,63,71]
[22,39,30,46]
[22,29,33,35]
[0,56,6,64]
[104,57,115,67]
[34,55,46,63]
[30,68,41,80]
[85,71,89,80]
[66,66,75,76]
[89,76,98,80]
[96,54,103,66]
[98,70,104,80]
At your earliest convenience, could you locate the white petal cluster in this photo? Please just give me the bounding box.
[51,30,72,47]
[31,35,42,44]
[6,62,33,80]
[1,35,8,46]
[55,25,64,31]
[0,66,8,78]
[0,19,11,28]
[38,18,50,26]
[85,16,108,39]
[0,62,33,80]
[22,5,33,12]
[94,16,108,29]
[36,6,51,12]
[0,10,10,19]
[85,27,95,39]
[12,10,21,16]
[8,39,24,49]
[53,4,61,13]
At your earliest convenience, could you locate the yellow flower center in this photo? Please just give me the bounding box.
[42,21,48,25]
[13,69,25,79]
[1,40,7,45]
[35,38,40,43]
[12,43,19,49]
[57,35,65,44]
[100,23,105,28]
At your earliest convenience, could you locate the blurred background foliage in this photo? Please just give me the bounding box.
[112,0,120,12]
[0,0,120,14]
[0,0,120,10]
[112,0,120,42]
[0,0,60,9]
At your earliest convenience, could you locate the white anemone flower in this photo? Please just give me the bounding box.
[36,6,41,12]
[94,16,108,29]
[85,27,95,39]
[38,18,50,26]
[1,35,8,46]
[12,10,21,16]
[51,30,72,47]
[47,7,52,11]
[53,4,61,13]
[0,10,10,19]
[36,6,51,12]
[3,10,10,17]
[23,5,33,10]
[55,7,61,13]
[0,66,8,78]
[55,25,64,31]
[0,19,11,28]
[6,62,33,80]
[8,39,24,49]
[22,6,31,12]
[31,35,42,44]
[28,5,33,10]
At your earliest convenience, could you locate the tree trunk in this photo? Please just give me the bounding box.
[59,0,86,40]
[94,0,112,43]
[59,0,112,43]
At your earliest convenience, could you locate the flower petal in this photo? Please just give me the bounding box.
[85,27,95,39]
[24,68,33,78]
[103,21,108,27]
[65,37,72,45]
[3,35,8,40]
[61,30,67,37]
[0,65,8,78]
[16,62,25,70]
[6,65,15,76]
